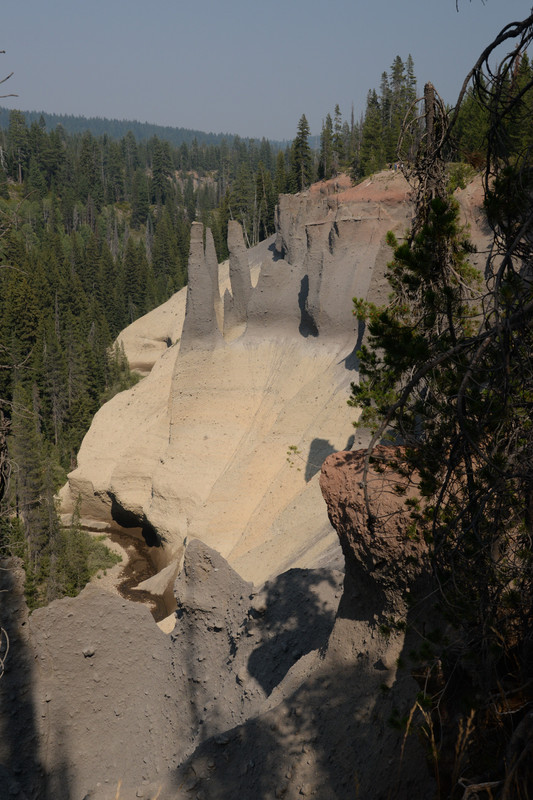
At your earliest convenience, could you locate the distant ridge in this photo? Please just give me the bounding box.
[0,106,290,149]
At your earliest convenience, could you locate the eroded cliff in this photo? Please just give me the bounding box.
[2,172,492,799]
[1,448,436,800]
[59,171,417,593]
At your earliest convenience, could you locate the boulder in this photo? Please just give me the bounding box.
[319,446,431,615]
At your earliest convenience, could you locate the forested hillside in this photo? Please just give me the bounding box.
[0,106,286,148]
[0,48,503,609]
[0,111,288,605]
[317,55,418,179]
[316,51,533,180]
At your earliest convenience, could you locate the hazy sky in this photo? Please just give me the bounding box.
[1,0,530,141]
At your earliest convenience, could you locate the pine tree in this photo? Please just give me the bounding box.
[230,162,255,245]
[77,132,104,209]
[319,114,334,180]
[359,91,386,176]
[333,104,344,173]
[7,110,29,183]
[9,380,47,576]
[274,150,288,195]
[254,162,276,241]
[131,168,150,229]
[289,114,313,192]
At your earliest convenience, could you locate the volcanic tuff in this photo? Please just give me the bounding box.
[0,172,491,799]
[59,171,418,596]
[0,449,436,800]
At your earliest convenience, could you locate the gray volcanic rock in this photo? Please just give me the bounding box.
[228,219,252,313]
[161,451,436,800]
[246,257,303,337]
[305,216,379,337]
[224,219,253,334]
[221,285,237,335]
[1,545,343,800]
[274,187,323,266]
[205,226,223,329]
[169,539,266,744]
[1,571,175,800]
[61,171,492,587]
[180,221,223,352]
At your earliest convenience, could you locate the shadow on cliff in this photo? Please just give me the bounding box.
[298,275,319,338]
[342,318,365,371]
[268,242,283,262]
[110,493,163,547]
[305,435,355,483]
[172,664,382,799]
[246,567,342,695]
[169,564,435,799]
[0,560,72,800]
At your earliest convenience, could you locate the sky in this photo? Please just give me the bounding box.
[1,0,531,142]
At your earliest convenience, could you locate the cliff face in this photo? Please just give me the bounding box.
[1,542,344,800]
[4,173,492,799]
[3,447,435,800]
[59,171,416,591]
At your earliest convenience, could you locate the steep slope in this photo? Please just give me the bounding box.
[59,171,415,591]
[2,448,435,800]
[1,172,493,800]
[0,543,343,800]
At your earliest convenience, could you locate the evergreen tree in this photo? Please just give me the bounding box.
[254,162,276,242]
[289,114,313,192]
[7,110,29,183]
[319,114,334,180]
[150,136,173,205]
[274,149,288,195]
[359,90,386,175]
[27,156,47,198]
[184,175,196,221]
[131,168,150,228]
[77,132,104,209]
[230,162,255,245]
[332,104,345,173]
[454,85,490,164]
[9,380,48,574]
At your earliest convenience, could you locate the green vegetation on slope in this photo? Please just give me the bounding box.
[350,22,533,792]
[0,108,290,606]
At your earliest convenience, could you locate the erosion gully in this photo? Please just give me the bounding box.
[94,528,168,622]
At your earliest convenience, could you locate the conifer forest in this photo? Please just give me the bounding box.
[2,6,533,788]
[0,47,531,614]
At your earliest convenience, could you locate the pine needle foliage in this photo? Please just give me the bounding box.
[350,11,533,791]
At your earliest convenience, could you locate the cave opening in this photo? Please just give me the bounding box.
[109,494,163,548]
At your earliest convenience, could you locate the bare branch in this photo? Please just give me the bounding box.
[0,626,9,680]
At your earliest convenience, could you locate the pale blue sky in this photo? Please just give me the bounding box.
[1,0,530,140]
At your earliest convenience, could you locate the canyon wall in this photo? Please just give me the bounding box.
[59,171,415,593]
[1,172,492,799]
[1,449,435,800]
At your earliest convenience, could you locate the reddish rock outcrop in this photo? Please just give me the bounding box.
[320,446,430,616]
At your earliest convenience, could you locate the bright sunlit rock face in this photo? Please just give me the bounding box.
[59,172,488,585]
